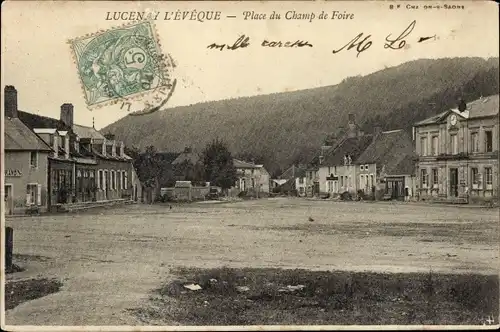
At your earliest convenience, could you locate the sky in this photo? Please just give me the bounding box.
[2,1,499,129]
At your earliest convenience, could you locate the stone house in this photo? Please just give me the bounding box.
[305,113,365,197]
[318,135,373,197]
[233,159,270,194]
[413,95,499,204]
[354,128,416,200]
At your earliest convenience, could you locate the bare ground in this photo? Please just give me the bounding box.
[3,198,499,326]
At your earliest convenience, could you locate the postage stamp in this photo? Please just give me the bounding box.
[68,20,173,110]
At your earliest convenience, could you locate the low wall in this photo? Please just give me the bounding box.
[162,186,210,201]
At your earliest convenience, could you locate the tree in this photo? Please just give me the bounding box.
[173,160,205,185]
[202,138,237,191]
[135,146,162,189]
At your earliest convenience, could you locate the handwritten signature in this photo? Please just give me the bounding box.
[332,20,417,57]
[207,20,425,57]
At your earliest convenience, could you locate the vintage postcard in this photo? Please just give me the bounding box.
[1,0,499,330]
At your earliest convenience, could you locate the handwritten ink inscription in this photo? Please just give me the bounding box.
[207,35,313,50]
[332,20,417,57]
[207,21,422,56]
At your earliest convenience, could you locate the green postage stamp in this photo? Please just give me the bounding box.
[69,21,172,109]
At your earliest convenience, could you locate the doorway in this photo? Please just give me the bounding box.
[449,168,459,197]
[4,184,13,215]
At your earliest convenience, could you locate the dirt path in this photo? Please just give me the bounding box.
[4,200,499,326]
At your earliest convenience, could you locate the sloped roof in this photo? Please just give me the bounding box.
[73,124,106,140]
[157,152,181,164]
[385,154,416,176]
[172,151,200,165]
[4,117,52,151]
[356,130,413,165]
[414,94,499,126]
[468,94,499,119]
[322,135,374,166]
[233,158,262,169]
[279,165,307,179]
[414,110,449,126]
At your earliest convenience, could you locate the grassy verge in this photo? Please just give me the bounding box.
[137,267,498,326]
[5,278,63,310]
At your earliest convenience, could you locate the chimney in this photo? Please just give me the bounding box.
[347,113,357,138]
[4,85,18,118]
[458,99,467,113]
[120,142,125,157]
[60,103,74,128]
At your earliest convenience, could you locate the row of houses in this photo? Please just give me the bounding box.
[3,85,142,215]
[274,95,499,204]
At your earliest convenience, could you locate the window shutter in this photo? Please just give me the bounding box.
[37,184,42,205]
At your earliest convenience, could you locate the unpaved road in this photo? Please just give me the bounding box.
[4,199,499,326]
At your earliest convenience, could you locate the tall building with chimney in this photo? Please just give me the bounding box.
[4,85,138,212]
[3,86,52,214]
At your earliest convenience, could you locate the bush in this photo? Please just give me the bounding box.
[340,191,352,201]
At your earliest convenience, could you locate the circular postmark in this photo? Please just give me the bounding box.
[71,21,175,116]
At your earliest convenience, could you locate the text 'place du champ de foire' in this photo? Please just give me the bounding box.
[105,10,356,23]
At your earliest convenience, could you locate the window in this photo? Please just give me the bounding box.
[360,165,364,171]
[111,171,116,190]
[431,136,439,156]
[124,171,128,189]
[98,170,103,189]
[471,132,479,152]
[420,137,428,156]
[251,178,255,188]
[370,175,374,189]
[360,175,365,188]
[364,164,368,170]
[432,168,438,187]
[421,169,428,187]
[450,134,458,155]
[30,151,38,168]
[26,184,40,206]
[299,177,304,184]
[485,131,493,152]
[117,171,122,190]
[471,168,479,185]
[340,176,344,187]
[485,167,493,186]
